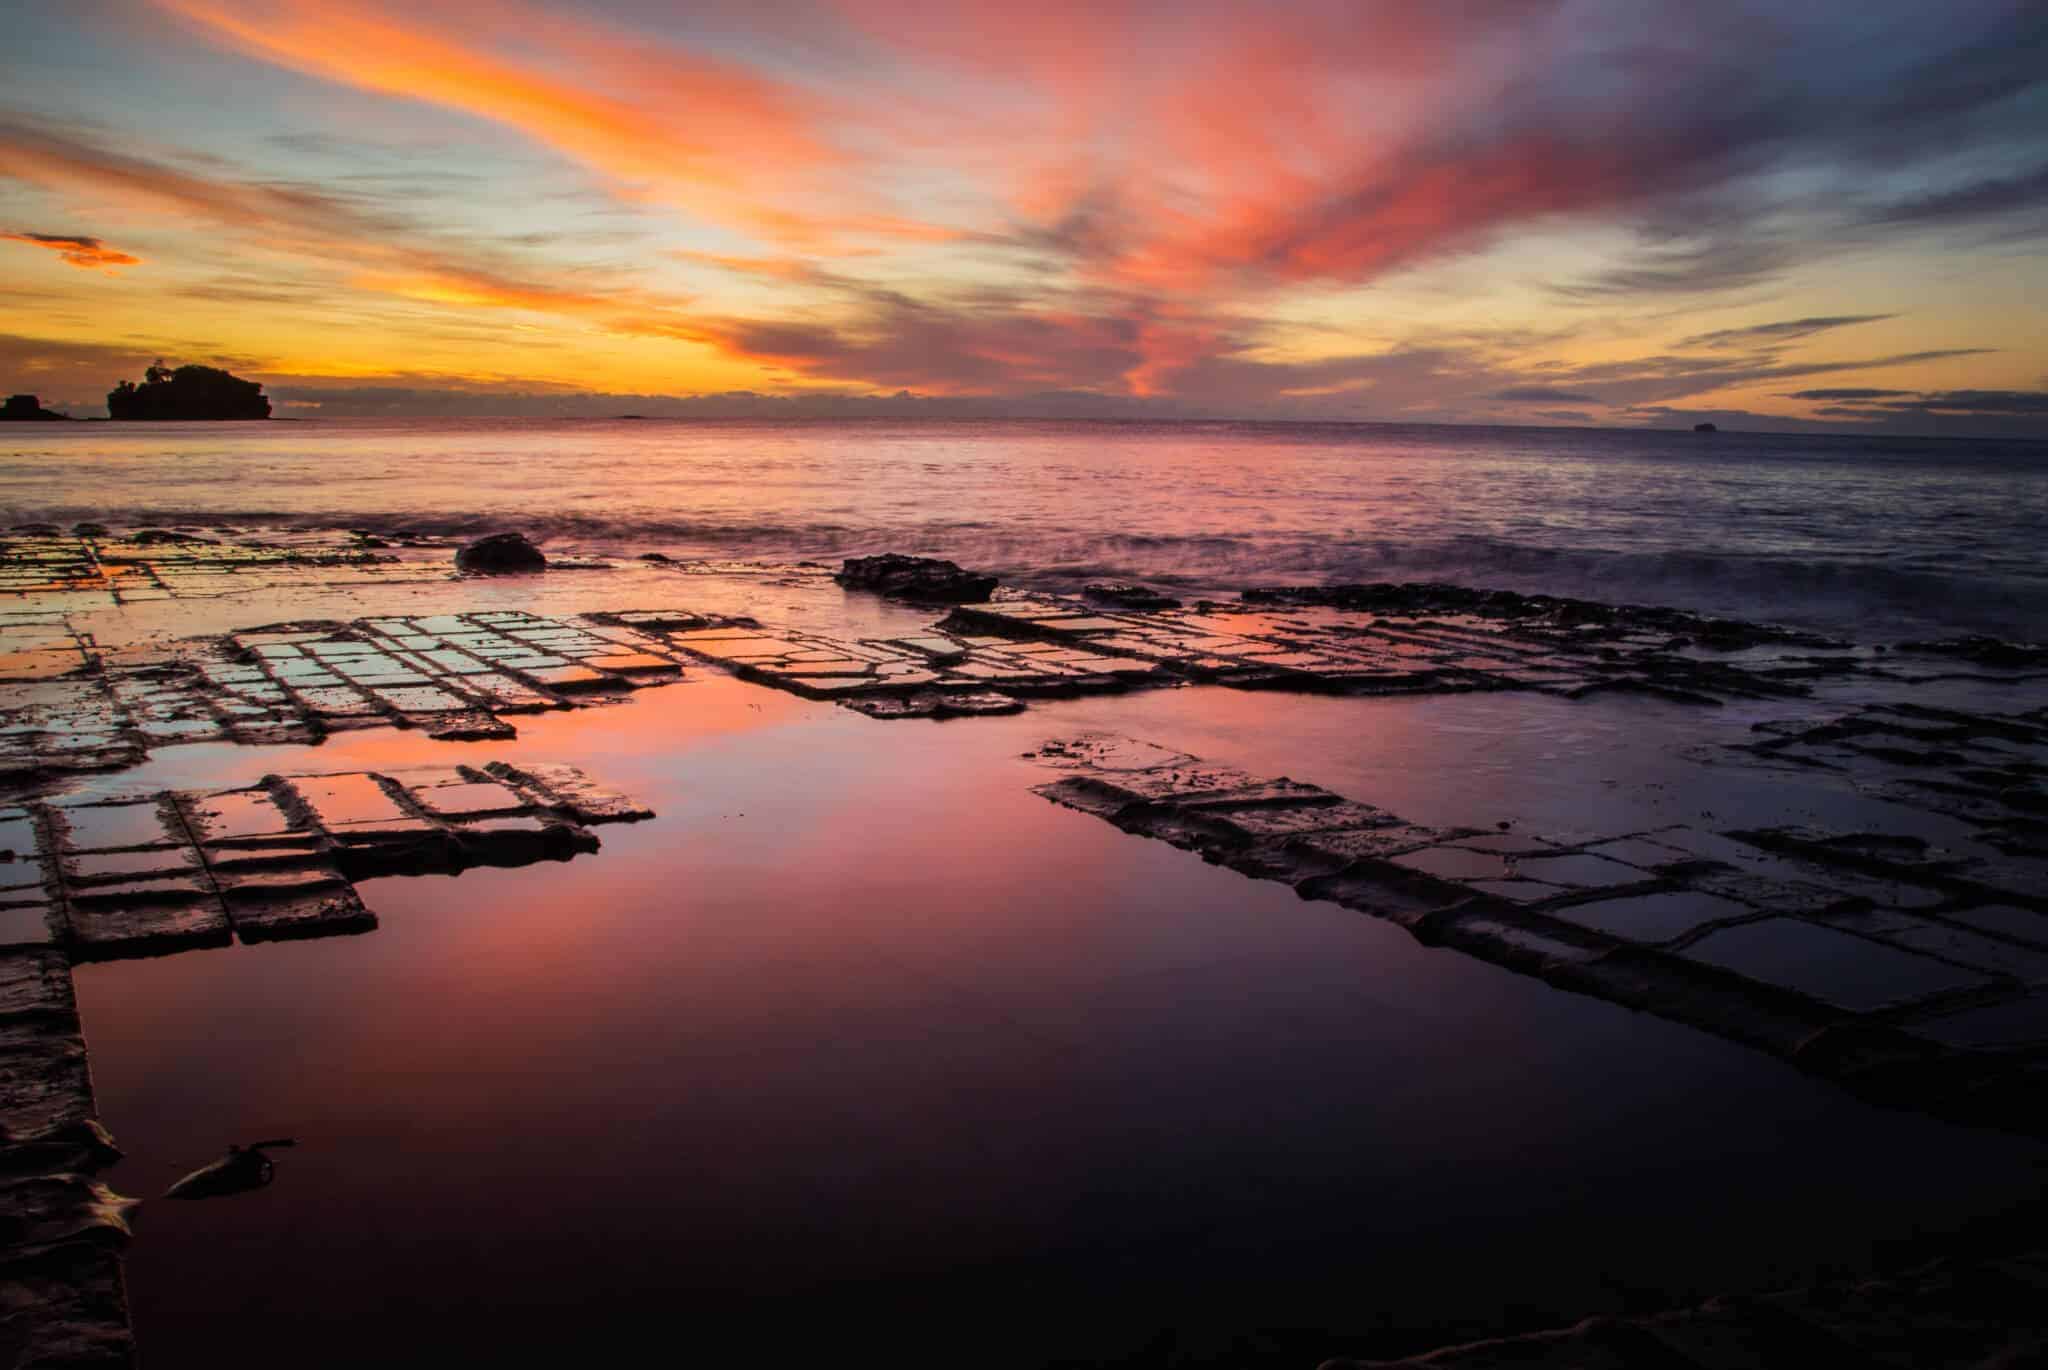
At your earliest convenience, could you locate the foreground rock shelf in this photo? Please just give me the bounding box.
[7,529,2048,1361]
[3,761,649,959]
[1,610,702,784]
[632,579,2048,716]
[1712,700,2048,861]
[1029,734,2048,1138]
[10,531,2048,785]
[0,527,434,612]
[0,762,650,1363]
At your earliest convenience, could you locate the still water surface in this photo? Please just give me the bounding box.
[73,680,2048,1367]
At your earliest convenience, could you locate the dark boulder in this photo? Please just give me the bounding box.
[1898,635,2048,668]
[1083,581,1181,610]
[835,553,997,603]
[72,522,109,537]
[456,531,546,574]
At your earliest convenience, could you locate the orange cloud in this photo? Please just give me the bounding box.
[0,120,713,344]
[151,0,948,251]
[142,0,1734,302]
[1,231,143,270]
[158,0,824,182]
[15,0,2037,420]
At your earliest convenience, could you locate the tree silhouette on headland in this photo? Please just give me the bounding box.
[107,360,271,420]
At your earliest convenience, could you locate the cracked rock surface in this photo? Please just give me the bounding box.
[1029,733,2048,1138]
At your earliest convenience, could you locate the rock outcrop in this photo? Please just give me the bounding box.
[455,532,546,574]
[106,363,270,420]
[1240,581,1840,650]
[1,394,69,421]
[1895,635,2048,669]
[835,553,996,603]
[1082,581,1181,610]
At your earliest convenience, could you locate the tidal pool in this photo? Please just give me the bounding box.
[73,678,2048,1367]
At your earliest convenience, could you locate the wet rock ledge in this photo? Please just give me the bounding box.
[1028,733,2048,1139]
[834,553,997,603]
[1,961,135,1365]
[0,762,652,1363]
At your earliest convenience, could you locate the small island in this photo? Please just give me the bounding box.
[1,394,71,421]
[1694,421,1718,433]
[107,361,271,420]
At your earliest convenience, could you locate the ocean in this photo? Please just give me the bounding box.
[7,417,2044,640]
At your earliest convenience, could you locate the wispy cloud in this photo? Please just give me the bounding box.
[0,117,706,340]
[1861,164,2048,234]
[1,230,143,270]
[1850,389,2048,415]
[1682,316,1892,349]
[1492,386,1601,404]
[150,0,940,250]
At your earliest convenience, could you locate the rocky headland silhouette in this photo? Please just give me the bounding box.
[105,362,270,420]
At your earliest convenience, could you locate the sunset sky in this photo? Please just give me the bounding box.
[2,0,2044,430]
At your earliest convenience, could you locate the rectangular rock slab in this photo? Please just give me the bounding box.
[0,1017,94,1137]
[281,772,411,826]
[588,652,680,675]
[517,664,612,692]
[181,787,307,846]
[49,800,179,853]
[0,950,75,1024]
[1678,919,1992,1012]
[1027,733,2048,1140]
[1546,890,1760,945]
[65,848,203,884]
[411,781,530,818]
[483,762,654,823]
[62,895,233,962]
[225,882,377,944]
[0,901,60,950]
[0,1242,136,1370]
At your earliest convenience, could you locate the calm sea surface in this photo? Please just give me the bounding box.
[5,417,2044,638]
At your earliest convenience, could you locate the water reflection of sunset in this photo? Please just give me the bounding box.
[72,675,2048,1366]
